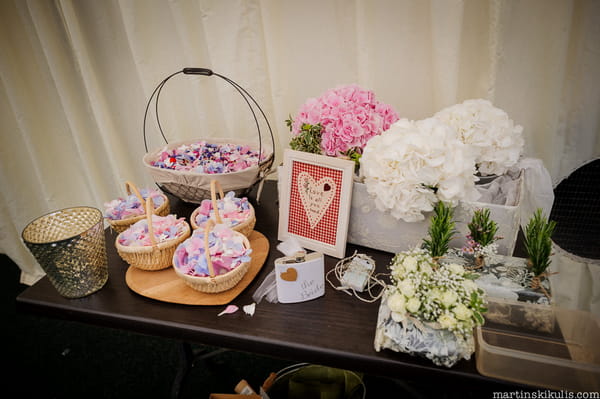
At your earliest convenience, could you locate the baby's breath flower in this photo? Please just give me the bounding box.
[388,248,487,340]
[438,313,458,330]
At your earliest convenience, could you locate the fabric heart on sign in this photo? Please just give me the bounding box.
[297,171,336,229]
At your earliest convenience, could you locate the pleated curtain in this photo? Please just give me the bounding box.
[1,0,598,284]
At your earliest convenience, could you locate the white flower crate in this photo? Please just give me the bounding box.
[347,171,524,256]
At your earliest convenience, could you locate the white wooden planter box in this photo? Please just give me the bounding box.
[347,172,524,256]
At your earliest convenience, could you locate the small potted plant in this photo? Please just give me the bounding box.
[422,201,456,260]
[524,208,557,293]
[463,208,501,268]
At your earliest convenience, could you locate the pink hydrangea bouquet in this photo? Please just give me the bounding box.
[287,84,399,163]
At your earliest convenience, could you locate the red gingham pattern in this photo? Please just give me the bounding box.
[288,160,342,246]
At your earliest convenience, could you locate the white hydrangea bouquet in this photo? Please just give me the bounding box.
[434,99,524,177]
[360,99,524,223]
[374,248,487,367]
[360,117,480,222]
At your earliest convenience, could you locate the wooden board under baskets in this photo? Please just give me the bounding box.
[125,230,269,305]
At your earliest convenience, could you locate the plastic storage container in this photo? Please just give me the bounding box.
[476,299,600,391]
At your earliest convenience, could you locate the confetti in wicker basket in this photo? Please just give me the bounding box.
[107,181,170,234]
[190,180,256,238]
[173,219,251,294]
[115,199,190,271]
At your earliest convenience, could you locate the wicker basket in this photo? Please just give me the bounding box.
[190,180,255,237]
[173,219,251,293]
[116,199,190,271]
[107,181,170,233]
[142,68,275,204]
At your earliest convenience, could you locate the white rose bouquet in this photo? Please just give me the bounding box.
[374,248,487,367]
[360,117,480,222]
[434,99,524,176]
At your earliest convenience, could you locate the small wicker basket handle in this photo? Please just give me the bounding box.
[145,198,157,247]
[125,181,146,207]
[203,218,216,277]
[210,180,225,224]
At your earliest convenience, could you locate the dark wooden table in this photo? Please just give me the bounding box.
[16,181,529,396]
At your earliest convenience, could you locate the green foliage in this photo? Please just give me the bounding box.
[286,116,363,167]
[286,116,323,155]
[467,208,499,247]
[470,291,488,325]
[342,148,362,165]
[422,201,456,258]
[524,209,557,276]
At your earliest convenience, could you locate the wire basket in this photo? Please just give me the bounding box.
[116,199,190,271]
[142,67,275,204]
[107,181,170,233]
[190,179,255,237]
[173,219,251,293]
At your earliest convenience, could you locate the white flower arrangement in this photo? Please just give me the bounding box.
[374,248,487,367]
[434,99,524,176]
[360,117,480,222]
[360,99,523,222]
[387,248,486,339]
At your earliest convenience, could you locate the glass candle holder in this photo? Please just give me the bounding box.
[22,206,108,298]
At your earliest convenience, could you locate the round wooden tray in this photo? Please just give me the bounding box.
[125,230,269,305]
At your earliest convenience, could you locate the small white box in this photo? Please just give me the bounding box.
[340,256,375,292]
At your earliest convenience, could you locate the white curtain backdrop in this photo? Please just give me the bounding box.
[1,0,599,285]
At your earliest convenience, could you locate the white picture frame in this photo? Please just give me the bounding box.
[278,149,355,258]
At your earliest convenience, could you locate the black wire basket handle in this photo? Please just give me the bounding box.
[142,67,275,166]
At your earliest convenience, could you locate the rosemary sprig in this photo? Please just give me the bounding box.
[524,208,557,276]
[422,201,456,259]
[467,208,499,247]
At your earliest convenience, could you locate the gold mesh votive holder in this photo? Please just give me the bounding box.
[22,206,109,298]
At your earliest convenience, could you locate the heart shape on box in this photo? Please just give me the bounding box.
[297,171,337,229]
[280,267,298,282]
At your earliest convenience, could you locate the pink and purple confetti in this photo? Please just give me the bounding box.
[118,214,187,247]
[173,223,252,277]
[194,191,252,228]
[104,188,166,221]
[151,141,261,174]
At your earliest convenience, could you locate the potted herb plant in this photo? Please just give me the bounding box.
[524,208,557,294]
[422,201,456,260]
[463,208,501,267]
